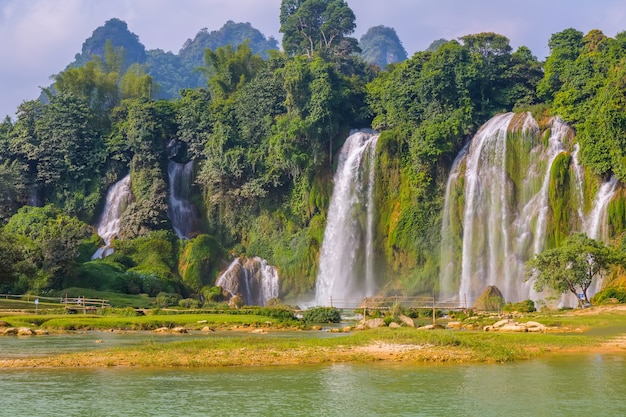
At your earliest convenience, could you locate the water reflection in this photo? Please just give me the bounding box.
[1,353,625,416]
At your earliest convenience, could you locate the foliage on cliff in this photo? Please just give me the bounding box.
[0,3,624,303]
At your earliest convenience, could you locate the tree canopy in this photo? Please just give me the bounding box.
[526,233,618,307]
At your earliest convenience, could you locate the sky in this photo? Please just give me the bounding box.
[1,0,625,119]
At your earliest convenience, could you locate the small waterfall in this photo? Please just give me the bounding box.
[439,142,469,299]
[92,175,133,259]
[315,130,379,306]
[168,160,201,239]
[216,257,279,306]
[585,176,618,294]
[585,176,618,242]
[442,113,574,306]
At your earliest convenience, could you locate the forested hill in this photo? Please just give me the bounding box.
[68,18,279,99]
[0,1,624,308]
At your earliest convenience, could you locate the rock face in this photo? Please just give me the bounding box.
[216,257,279,307]
[473,286,505,312]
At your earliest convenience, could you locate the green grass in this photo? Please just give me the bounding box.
[0,313,285,331]
[51,288,154,308]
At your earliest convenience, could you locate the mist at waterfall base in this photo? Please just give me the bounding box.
[91,174,133,259]
[315,130,379,307]
[439,112,619,308]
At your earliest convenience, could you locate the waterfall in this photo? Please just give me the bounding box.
[92,175,133,259]
[585,176,618,242]
[439,142,469,300]
[441,113,576,306]
[216,257,279,306]
[168,160,201,239]
[315,130,379,306]
[585,176,618,294]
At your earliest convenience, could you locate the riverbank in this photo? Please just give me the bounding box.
[1,305,625,368]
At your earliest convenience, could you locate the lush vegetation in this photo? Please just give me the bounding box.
[0,1,625,307]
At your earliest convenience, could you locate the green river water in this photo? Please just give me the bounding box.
[0,333,624,416]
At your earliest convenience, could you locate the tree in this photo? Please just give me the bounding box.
[526,233,616,307]
[201,42,264,100]
[536,28,584,102]
[359,25,407,68]
[280,0,357,58]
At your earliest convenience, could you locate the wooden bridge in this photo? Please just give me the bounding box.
[0,294,110,313]
[320,296,467,312]
[62,297,110,313]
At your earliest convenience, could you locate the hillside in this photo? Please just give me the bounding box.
[0,2,624,310]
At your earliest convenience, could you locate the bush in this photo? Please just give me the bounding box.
[592,287,626,305]
[155,292,182,307]
[503,299,537,313]
[179,298,201,309]
[301,307,341,324]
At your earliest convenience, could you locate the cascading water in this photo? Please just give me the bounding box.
[440,113,578,306]
[92,174,133,259]
[168,160,201,239]
[585,176,618,294]
[216,257,279,306]
[315,130,379,306]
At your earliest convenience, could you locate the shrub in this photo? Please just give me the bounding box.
[301,307,341,324]
[179,298,201,309]
[592,287,626,304]
[155,292,182,307]
[503,299,537,313]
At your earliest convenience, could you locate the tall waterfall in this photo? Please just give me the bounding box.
[92,175,133,259]
[439,113,581,306]
[168,160,201,239]
[216,257,279,306]
[315,130,379,306]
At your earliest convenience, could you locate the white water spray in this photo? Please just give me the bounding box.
[315,130,379,306]
[92,175,133,259]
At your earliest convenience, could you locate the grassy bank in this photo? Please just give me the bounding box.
[1,306,625,368]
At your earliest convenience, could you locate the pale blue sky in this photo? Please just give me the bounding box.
[1,0,625,119]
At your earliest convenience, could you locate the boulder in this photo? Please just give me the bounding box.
[0,320,10,327]
[473,285,505,312]
[171,327,188,333]
[446,321,463,330]
[201,326,215,332]
[388,322,402,329]
[498,324,527,332]
[364,318,385,329]
[2,327,18,335]
[33,329,49,335]
[153,327,170,333]
[399,315,415,327]
[417,324,444,330]
[492,319,511,329]
[17,327,33,336]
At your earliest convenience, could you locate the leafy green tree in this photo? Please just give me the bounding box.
[359,25,407,68]
[526,233,617,307]
[4,205,94,290]
[201,42,264,100]
[537,28,584,102]
[120,63,154,100]
[0,160,27,223]
[280,0,357,58]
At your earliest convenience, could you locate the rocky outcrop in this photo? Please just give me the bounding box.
[483,319,546,333]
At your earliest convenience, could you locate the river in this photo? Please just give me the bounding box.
[0,333,624,416]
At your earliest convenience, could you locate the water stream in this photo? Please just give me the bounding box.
[92,174,133,259]
[316,130,379,306]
